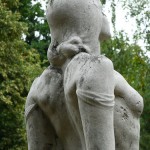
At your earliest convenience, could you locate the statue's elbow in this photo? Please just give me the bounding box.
[136,95,144,116]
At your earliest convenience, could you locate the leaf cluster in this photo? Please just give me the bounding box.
[101,31,150,150]
[0,1,43,149]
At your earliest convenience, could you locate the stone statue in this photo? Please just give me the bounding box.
[25,0,143,149]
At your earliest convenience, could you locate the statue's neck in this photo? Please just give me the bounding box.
[84,40,101,55]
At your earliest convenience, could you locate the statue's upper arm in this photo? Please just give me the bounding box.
[114,70,143,116]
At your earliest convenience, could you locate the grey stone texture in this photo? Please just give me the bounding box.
[25,0,143,149]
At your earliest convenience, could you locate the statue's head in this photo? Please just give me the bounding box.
[46,0,111,54]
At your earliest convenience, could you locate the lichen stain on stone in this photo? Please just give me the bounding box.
[50,0,54,6]
[51,41,59,52]
[130,141,133,148]
[79,76,84,87]
[87,86,91,90]
[120,106,129,120]
[43,143,53,150]
[122,112,129,120]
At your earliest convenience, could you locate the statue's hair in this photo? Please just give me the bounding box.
[99,13,111,41]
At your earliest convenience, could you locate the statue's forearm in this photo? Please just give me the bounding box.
[26,104,56,150]
[64,53,115,150]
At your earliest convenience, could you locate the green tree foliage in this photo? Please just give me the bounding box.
[18,0,50,61]
[122,0,150,51]
[101,0,106,4]
[0,0,149,149]
[101,33,150,150]
[101,0,150,149]
[0,0,43,149]
[101,32,149,93]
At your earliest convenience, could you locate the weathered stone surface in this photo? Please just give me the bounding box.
[25,0,143,149]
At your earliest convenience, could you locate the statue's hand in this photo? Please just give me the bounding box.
[47,36,91,67]
[57,36,90,58]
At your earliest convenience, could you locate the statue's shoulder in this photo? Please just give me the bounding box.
[67,53,113,70]
[27,68,51,99]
